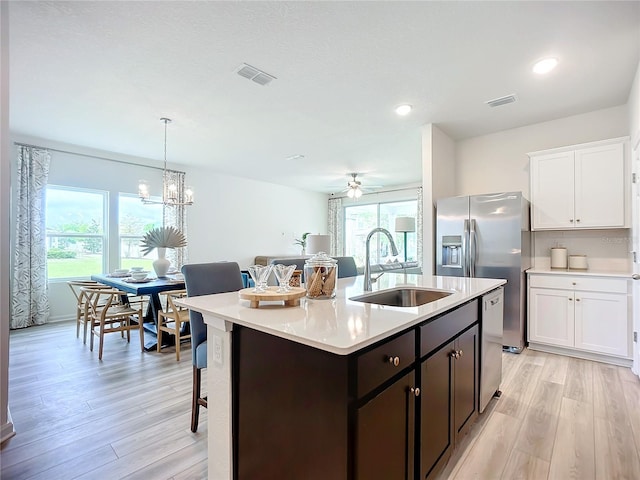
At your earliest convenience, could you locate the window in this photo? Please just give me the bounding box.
[344,200,418,267]
[45,187,164,279]
[118,194,163,271]
[45,186,107,279]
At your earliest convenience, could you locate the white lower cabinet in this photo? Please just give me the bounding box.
[528,273,631,364]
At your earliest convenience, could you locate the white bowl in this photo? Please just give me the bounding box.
[130,266,144,272]
[113,269,129,275]
[131,271,149,280]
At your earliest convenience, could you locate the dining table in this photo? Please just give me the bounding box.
[91,273,186,351]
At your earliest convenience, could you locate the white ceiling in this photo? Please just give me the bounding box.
[8,1,640,194]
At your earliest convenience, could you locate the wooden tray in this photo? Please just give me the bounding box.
[238,286,306,308]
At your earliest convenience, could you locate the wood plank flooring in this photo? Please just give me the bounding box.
[2,321,640,479]
[1,321,207,479]
[444,348,640,480]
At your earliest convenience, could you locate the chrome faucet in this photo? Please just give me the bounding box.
[364,227,399,291]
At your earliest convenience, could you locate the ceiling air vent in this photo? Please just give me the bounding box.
[485,94,517,108]
[236,63,276,86]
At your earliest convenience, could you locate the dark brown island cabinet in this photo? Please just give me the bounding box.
[233,298,481,480]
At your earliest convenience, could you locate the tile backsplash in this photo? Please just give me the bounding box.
[533,229,632,272]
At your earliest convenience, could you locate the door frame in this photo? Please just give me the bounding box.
[631,132,640,377]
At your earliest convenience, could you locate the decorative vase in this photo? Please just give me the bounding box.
[153,247,171,278]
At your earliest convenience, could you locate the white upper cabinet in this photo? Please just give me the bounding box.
[529,138,628,230]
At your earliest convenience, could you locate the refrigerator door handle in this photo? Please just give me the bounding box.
[470,218,477,277]
[463,219,470,277]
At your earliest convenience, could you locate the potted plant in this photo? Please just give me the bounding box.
[293,232,311,255]
[140,226,187,277]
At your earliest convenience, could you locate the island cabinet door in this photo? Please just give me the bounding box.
[355,370,417,480]
[453,325,479,438]
[420,340,454,480]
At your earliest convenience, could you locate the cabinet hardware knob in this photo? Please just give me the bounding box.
[458,349,464,357]
[569,298,573,301]
[572,282,576,285]
[570,219,574,223]
[632,274,640,280]
[450,351,459,359]
[410,387,421,397]
[576,219,581,222]
[388,356,400,367]
[576,298,581,302]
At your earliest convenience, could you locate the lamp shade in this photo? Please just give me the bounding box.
[395,217,416,233]
[306,234,331,255]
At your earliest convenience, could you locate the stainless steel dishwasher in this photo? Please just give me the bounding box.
[480,287,504,413]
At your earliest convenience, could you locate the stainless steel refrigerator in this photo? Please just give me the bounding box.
[436,192,531,352]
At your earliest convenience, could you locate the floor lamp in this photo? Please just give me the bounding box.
[395,217,416,262]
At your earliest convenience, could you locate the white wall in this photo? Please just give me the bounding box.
[1,0,14,444]
[186,167,327,266]
[456,105,629,197]
[629,61,640,148]
[431,125,457,202]
[12,137,327,322]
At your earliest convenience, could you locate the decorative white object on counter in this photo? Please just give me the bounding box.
[568,254,588,270]
[550,247,567,269]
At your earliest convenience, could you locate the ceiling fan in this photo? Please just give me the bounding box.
[346,173,363,198]
[342,173,382,198]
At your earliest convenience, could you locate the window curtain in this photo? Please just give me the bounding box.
[416,187,423,268]
[163,169,188,269]
[328,197,343,256]
[11,146,51,329]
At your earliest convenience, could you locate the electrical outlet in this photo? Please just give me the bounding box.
[214,335,223,364]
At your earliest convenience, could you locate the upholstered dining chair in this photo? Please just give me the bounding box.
[181,262,244,433]
[269,256,359,280]
[334,256,358,278]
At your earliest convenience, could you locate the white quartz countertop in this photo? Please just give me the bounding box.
[177,274,506,355]
[527,267,633,279]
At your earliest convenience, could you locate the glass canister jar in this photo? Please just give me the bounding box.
[304,252,338,299]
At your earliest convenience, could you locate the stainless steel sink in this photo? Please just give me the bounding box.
[350,287,453,307]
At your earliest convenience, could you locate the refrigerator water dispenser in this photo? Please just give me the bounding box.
[442,235,462,267]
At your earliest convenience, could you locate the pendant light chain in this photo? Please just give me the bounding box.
[138,117,194,206]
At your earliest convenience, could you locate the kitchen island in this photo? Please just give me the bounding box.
[178,273,505,480]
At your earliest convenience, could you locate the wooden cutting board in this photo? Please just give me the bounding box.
[238,286,306,308]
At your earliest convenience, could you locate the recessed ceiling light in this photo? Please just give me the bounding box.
[395,104,412,116]
[286,154,305,161]
[532,57,559,75]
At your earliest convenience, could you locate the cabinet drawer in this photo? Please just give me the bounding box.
[529,274,628,294]
[356,329,415,397]
[421,300,478,357]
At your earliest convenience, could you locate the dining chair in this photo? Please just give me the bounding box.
[181,262,244,432]
[82,286,144,360]
[269,256,358,280]
[68,280,105,344]
[157,289,191,361]
[335,256,358,278]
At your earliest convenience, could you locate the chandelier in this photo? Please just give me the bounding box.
[138,118,194,206]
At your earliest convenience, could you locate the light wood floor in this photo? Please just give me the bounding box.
[1,321,208,479]
[442,347,640,480]
[2,321,640,479]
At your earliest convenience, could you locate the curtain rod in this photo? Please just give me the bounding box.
[330,185,421,199]
[14,141,185,174]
